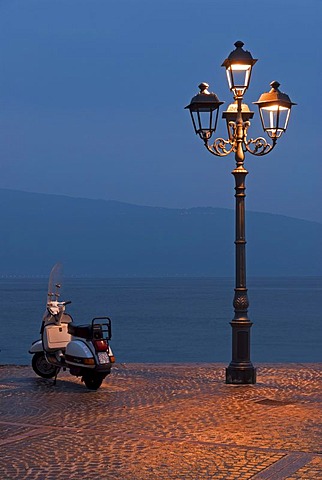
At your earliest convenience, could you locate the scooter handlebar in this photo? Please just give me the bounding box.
[63,301,72,306]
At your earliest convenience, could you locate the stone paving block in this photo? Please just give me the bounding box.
[0,432,286,480]
[0,424,31,442]
[0,363,321,479]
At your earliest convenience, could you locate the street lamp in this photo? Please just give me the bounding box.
[185,41,296,384]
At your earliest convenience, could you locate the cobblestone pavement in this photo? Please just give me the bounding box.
[0,363,321,479]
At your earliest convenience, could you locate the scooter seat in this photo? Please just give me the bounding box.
[68,323,92,339]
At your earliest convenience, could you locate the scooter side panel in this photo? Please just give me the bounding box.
[65,340,96,368]
[29,340,43,353]
[66,340,93,358]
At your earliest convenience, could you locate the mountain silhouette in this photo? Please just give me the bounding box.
[0,189,321,276]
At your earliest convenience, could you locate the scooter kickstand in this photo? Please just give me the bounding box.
[53,367,61,386]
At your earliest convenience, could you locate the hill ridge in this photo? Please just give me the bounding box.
[0,188,320,276]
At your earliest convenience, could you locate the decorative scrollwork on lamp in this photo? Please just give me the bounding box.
[205,137,234,157]
[245,136,276,156]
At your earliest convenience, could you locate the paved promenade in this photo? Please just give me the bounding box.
[0,363,321,479]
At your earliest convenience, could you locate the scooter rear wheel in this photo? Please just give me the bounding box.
[32,352,58,379]
[82,371,105,390]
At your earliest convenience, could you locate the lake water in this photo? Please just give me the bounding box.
[0,276,321,365]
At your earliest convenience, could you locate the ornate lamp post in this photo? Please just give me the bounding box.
[185,41,295,384]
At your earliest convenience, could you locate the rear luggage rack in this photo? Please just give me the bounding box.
[68,317,112,340]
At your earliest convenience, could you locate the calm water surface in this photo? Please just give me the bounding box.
[0,276,321,364]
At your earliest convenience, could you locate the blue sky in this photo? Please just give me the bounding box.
[0,0,321,222]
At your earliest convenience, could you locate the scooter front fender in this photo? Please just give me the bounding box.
[29,339,43,354]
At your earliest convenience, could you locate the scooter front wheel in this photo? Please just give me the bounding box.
[82,371,105,390]
[32,352,58,379]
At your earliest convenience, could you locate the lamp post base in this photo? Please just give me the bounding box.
[225,364,256,384]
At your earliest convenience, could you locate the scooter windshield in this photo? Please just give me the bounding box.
[47,263,63,303]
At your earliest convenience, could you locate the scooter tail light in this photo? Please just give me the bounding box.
[93,339,108,352]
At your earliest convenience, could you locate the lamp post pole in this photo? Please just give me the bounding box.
[227,97,254,384]
[185,41,295,384]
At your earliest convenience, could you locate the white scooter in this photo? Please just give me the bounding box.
[29,264,115,390]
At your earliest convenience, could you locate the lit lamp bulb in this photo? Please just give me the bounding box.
[222,41,257,97]
[254,81,296,139]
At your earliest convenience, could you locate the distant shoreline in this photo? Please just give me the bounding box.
[0,274,322,279]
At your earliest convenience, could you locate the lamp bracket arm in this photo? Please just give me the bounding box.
[204,137,234,157]
[245,136,277,156]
